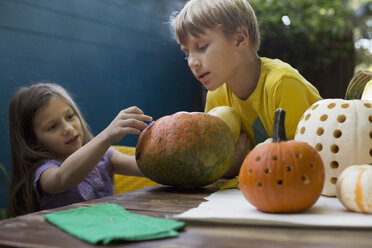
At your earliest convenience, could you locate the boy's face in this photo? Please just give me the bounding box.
[180,28,241,91]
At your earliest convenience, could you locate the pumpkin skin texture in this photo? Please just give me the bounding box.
[135,112,235,188]
[295,99,372,196]
[337,165,372,214]
[239,109,325,213]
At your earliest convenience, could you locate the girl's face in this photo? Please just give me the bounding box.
[33,96,83,160]
[180,28,241,91]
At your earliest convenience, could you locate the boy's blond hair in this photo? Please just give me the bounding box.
[171,0,260,51]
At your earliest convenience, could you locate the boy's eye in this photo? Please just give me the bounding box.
[67,114,74,120]
[197,44,208,51]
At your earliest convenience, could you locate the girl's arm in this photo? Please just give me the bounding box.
[110,150,144,176]
[39,106,152,194]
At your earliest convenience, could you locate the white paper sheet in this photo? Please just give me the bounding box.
[174,189,372,228]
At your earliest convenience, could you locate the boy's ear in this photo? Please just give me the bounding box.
[234,26,249,50]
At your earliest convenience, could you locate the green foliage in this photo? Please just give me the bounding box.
[0,208,8,220]
[353,1,372,69]
[0,163,9,185]
[251,0,355,80]
[0,163,9,220]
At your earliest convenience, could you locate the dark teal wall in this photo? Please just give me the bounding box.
[0,0,202,208]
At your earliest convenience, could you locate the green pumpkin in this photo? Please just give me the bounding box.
[135,112,235,188]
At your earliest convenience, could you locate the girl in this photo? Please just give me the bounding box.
[8,82,152,216]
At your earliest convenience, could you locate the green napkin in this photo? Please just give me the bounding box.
[43,203,185,244]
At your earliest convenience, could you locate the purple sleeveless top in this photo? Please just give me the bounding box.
[33,148,114,210]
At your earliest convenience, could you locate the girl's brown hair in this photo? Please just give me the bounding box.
[171,0,260,51]
[8,82,93,216]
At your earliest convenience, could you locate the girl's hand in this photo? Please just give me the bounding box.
[103,106,152,144]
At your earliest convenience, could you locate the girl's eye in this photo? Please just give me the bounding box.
[47,125,56,131]
[67,114,75,120]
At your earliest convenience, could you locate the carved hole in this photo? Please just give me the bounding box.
[295,153,302,159]
[248,168,253,174]
[312,104,319,110]
[330,177,337,184]
[285,166,291,172]
[264,168,270,174]
[302,175,310,184]
[333,129,342,138]
[300,126,305,134]
[305,114,311,120]
[320,114,328,121]
[257,182,262,187]
[341,103,349,108]
[330,161,339,169]
[364,103,371,108]
[327,103,336,109]
[255,156,261,161]
[370,149,372,157]
[369,116,372,123]
[316,127,324,136]
[315,143,322,151]
[370,131,372,139]
[330,144,339,153]
[310,163,315,169]
[277,180,283,186]
[337,115,346,123]
[272,155,278,161]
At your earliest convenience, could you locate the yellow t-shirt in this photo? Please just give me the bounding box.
[205,57,322,145]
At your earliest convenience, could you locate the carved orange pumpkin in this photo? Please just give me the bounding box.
[239,109,325,213]
[136,111,235,188]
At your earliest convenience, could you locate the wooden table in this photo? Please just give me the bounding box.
[1,184,371,248]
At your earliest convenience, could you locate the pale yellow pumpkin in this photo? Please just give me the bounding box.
[208,106,241,143]
[337,165,372,214]
[362,79,372,100]
[295,70,372,196]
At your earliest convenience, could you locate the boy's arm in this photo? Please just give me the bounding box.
[224,132,254,178]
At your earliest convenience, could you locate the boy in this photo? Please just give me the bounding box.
[170,0,322,177]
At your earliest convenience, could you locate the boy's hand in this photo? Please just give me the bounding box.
[103,106,152,144]
[223,132,254,178]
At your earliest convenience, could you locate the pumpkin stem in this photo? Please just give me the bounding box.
[272,108,287,143]
[345,70,372,100]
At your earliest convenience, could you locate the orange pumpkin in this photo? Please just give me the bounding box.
[239,109,325,213]
[136,111,235,188]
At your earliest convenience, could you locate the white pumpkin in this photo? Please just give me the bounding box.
[295,70,372,196]
[337,165,372,214]
[294,99,372,196]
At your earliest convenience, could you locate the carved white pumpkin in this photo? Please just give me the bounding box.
[337,165,372,214]
[295,70,372,196]
[295,99,372,196]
